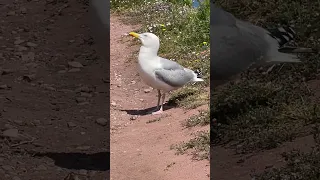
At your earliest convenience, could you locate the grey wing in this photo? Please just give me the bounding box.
[159,57,184,70]
[211,6,271,81]
[211,24,268,81]
[155,69,194,87]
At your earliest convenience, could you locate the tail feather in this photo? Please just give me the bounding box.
[268,26,296,47]
[278,47,317,53]
[268,52,301,63]
[193,69,204,82]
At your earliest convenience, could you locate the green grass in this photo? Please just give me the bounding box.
[255,125,320,179]
[212,0,320,178]
[183,110,210,128]
[171,130,210,160]
[212,0,320,153]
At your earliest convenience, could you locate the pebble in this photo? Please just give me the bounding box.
[17,45,28,51]
[68,61,83,68]
[0,84,9,89]
[20,7,27,14]
[58,70,66,73]
[1,69,13,75]
[130,115,138,121]
[13,120,23,125]
[80,92,92,98]
[2,129,19,138]
[68,68,80,72]
[76,97,86,103]
[26,42,37,47]
[111,101,117,106]
[14,39,24,45]
[22,74,36,82]
[144,88,152,93]
[95,118,108,126]
[67,122,77,128]
[7,11,16,16]
[2,165,13,171]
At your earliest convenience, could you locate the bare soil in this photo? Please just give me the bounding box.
[0,0,109,179]
[110,15,210,180]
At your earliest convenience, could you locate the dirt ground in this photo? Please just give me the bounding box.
[109,16,209,180]
[0,0,109,179]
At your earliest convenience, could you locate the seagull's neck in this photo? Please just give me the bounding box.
[139,46,158,58]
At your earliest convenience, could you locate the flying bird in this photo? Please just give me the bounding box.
[129,32,204,115]
[210,3,316,87]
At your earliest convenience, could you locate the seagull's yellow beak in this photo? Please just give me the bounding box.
[129,32,140,38]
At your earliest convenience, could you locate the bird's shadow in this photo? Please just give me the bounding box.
[31,151,110,171]
[121,102,176,116]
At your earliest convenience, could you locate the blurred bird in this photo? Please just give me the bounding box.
[89,0,110,60]
[129,32,204,114]
[210,3,316,87]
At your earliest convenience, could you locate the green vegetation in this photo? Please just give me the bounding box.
[213,0,320,178]
[171,131,210,160]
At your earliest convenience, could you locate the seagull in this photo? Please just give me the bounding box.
[129,32,204,115]
[89,0,110,60]
[210,3,316,87]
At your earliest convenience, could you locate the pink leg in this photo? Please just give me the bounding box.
[152,92,165,115]
[152,106,163,115]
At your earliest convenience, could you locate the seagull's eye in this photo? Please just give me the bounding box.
[143,34,148,37]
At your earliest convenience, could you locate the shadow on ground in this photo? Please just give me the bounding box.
[121,103,176,115]
[32,151,110,171]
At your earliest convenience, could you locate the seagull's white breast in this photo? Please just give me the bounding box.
[137,56,174,91]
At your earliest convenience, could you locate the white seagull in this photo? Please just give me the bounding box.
[129,32,204,115]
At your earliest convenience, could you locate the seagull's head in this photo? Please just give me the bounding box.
[129,32,160,50]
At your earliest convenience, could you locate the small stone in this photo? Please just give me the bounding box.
[76,86,91,93]
[67,122,77,128]
[17,45,28,51]
[76,146,91,150]
[2,129,19,138]
[4,124,14,130]
[68,68,80,72]
[76,97,86,103]
[13,120,23,125]
[14,39,24,45]
[111,101,116,106]
[22,74,36,82]
[78,102,89,106]
[7,11,16,16]
[96,118,108,126]
[80,92,92,98]
[68,61,83,68]
[58,70,66,73]
[130,115,138,120]
[2,165,13,171]
[1,69,13,75]
[20,7,27,14]
[0,84,8,89]
[144,88,152,93]
[26,42,37,47]
[21,52,35,61]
